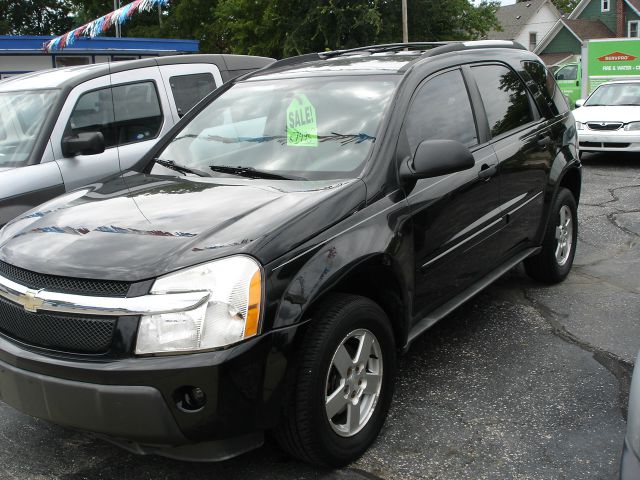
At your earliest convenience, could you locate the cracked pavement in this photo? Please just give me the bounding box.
[0,152,638,479]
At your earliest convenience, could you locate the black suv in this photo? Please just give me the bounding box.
[0,41,580,466]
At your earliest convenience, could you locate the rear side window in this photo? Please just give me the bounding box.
[112,82,162,145]
[472,64,534,137]
[169,73,217,117]
[68,81,162,150]
[404,69,478,154]
[522,60,569,116]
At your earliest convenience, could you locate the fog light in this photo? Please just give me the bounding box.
[174,386,207,412]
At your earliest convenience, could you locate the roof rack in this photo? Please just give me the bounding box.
[321,42,453,58]
[260,40,526,73]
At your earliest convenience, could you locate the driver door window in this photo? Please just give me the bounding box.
[67,81,162,150]
[403,69,478,154]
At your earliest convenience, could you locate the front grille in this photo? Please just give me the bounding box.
[0,260,130,297]
[587,122,622,131]
[580,141,631,149]
[603,142,630,148]
[0,295,116,354]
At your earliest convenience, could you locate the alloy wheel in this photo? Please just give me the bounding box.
[555,204,573,266]
[324,328,383,437]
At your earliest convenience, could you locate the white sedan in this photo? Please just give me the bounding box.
[573,80,640,155]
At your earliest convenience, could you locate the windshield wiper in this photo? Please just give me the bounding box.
[209,165,303,180]
[155,159,210,177]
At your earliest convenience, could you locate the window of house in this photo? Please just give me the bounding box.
[529,32,537,50]
[472,64,534,138]
[67,81,162,152]
[169,73,217,117]
[602,0,610,12]
[403,69,478,155]
[630,21,640,37]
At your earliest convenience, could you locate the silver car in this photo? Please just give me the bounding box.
[0,54,273,226]
[621,353,640,479]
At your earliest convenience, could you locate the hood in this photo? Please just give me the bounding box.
[0,172,366,281]
[572,105,640,123]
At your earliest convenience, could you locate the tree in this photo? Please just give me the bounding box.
[0,0,73,35]
[214,0,500,58]
[67,0,165,37]
[551,0,580,14]
[517,0,580,15]
[33,0,500,58]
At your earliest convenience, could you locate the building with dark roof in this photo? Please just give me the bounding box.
[535,0,640,66]
[486,0,561,51]
[0,35,199,80]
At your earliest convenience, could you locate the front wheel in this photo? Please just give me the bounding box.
[524,187,578,283]
[274,293,396,467]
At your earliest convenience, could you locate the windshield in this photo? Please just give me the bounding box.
[0,90,59,169]
[585,83,640,106]
[156,76,399,180]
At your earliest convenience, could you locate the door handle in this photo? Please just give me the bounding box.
[537,135,553,148]
[478,163,497,180]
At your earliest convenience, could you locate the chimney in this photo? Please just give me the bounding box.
[617,0,625,37]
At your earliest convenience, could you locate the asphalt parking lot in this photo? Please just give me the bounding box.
[0,152,638,480]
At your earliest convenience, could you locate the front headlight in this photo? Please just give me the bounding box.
[575,121,584,130]
[624,121,640,131]
[135,255,262,355]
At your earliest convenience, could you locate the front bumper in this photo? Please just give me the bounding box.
[0,323,302,460]
[578,129,640,152]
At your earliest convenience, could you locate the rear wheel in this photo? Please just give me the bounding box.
[524,187,577,283]
[275,293,396,467]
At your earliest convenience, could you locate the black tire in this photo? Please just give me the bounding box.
[524,187,578,283]
[274,293,397,467]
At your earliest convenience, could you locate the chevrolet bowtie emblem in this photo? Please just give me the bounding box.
[20,289,44,313]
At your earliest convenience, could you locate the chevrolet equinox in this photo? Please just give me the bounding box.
[0,41,581,467]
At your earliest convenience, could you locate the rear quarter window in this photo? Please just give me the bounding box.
[522,60,569,116]
[169,73,217,117]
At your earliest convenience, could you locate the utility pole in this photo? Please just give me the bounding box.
[402,0,408,43]
[114,0,121,37]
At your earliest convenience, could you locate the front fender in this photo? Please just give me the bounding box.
[265,190,413,339]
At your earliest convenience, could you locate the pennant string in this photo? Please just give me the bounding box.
[44,0,169,52]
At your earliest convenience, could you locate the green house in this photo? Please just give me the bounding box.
[535,0,640,66]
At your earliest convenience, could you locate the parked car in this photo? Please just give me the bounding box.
[554,61,581,109]
[0,54,274,226]
[573,80,640,156]
[621,353,640,479]
[0,41,580,466]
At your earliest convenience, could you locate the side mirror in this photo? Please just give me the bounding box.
[575,99,586,108]
[400,139,475,180]
[62,132,105,157]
